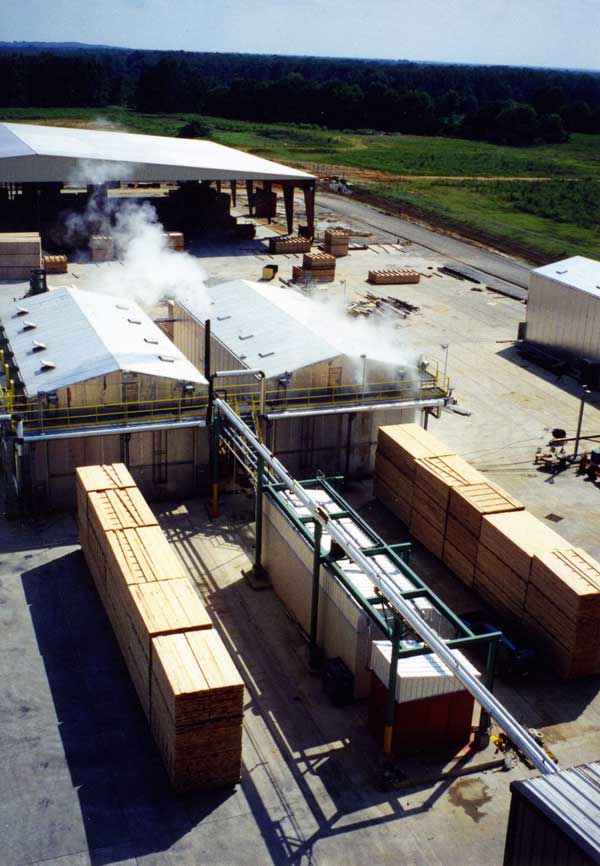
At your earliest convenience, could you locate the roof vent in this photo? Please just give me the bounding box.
[32,340,47,352]
[128,317,142,325]
[15,306,29,317]
[40,360,56,371]
[556,269,568,275]
[144,337,159,345]
[22,320,36,331]
[217,315,232,321]
[116,303,129,310]
[259,351,275,358]
[159,354,176,363]
[239,333,254,341]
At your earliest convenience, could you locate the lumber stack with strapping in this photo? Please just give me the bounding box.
[324,228,350,258]
[43,254,68,274]
[268,235,311,254]
[0,232,42,279]
[368,268,420,285]
[76,463,245,790]
[89,235,113,262]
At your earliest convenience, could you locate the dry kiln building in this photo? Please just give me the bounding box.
[0,286,208,510]
[171,279,448,476]
[524,256,600,367]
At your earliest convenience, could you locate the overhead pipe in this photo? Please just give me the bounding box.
[214,396,558,775]
[22,418,205,442]
[265,396,446,420]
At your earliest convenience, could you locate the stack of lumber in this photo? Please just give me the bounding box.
[525,549,600,678]
[324,229,350,257]
[476,511,569,622]
[374,423,600,678]
[89,235,113,262]
[152,630,244,792]
[374,423,453,527]
[268,235,311,254]
[77,463,244,790]
[368,268,420,285]
[43,254,68,274]
[445,482,524,587]
[293,251,336,283]
[164,231,184,251]
[0,232,41,279]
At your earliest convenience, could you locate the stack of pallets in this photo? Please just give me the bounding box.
[164,232,184,252]
[293,251,336,283]
[43,254,68,274]
[368,268,420,285]
[268,235,311,254]
[0,232,41,279]
[324,229,350,258]
[89,235,113,262]
[77,463,245,790]
[374,424,600,678]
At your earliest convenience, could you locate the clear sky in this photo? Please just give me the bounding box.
[1,0,599,71]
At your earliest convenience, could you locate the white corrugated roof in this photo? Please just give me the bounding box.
[532,256,600,299]
[180,279,342,378]
[0,122,314,184]
[0,286,207,396]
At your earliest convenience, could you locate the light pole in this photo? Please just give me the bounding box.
[441,343,449,383]
[574,386,592,459]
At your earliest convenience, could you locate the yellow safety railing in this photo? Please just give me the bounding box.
[12,367,450,435]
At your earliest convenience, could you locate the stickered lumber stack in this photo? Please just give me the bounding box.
[368,268,420,285]
[268,235,311,254]
[324,228,350,258]
[76,463,244,790]
[374,424,600,678]
[43,254,68,274]
[164,231,184,251]
[0,232,42,279]
[89,235,113,262]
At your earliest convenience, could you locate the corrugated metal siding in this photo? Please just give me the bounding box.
[505,764,600,866]
[527,272,600,361]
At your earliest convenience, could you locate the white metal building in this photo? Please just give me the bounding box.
[526,256,600,362]
[0,286,208,510]
[172,279,446,477]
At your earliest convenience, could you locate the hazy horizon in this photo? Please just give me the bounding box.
[1,0,599,73]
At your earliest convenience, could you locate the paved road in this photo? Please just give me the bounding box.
[317,192,532,289]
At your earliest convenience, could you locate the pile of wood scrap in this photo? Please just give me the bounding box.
[368,268,420,285]
[77,463,244,791]
[348,291,419,320]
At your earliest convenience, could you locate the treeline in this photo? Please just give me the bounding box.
[1,45,600,145]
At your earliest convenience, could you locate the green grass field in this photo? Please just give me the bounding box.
[2,106,600,261]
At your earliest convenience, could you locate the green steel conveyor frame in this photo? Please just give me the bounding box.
[262,474,501,749]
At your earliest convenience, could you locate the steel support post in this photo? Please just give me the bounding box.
[210,417,220,518]
[309,521,323,668]
[383,617,401,755]
[255,453,264,571]
[477,638,499,742]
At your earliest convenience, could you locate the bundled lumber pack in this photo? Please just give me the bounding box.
[0,232,42,279]
[268,235,311,254]
[89,235,113,262]
[368,268,420,285]
[374,424,600,678]
[43,254,68,274]
[164,231,184,251]
[77,463,244,791]
[324,228,350,258]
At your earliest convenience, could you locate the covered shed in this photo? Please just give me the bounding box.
[0,122,316,240]
[0,286,209,509]
[525,256,600,365]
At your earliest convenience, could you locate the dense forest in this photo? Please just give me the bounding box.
[1,43,600,146]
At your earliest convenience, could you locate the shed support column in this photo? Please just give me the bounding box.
[283,183,295,235]
[302,180,316,238]
[230,180,237,206]
[384,617,401,755]
[309,521,323,668]
[246,181,254,215]
[216,180,222,193]
[477,638,498,745]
